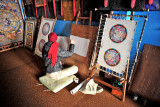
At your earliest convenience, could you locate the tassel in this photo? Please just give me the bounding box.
[104,0,108,8]
[131,0,136,8]
[149,0,153,5]
[53,0,57,17]
[73,0,76,17]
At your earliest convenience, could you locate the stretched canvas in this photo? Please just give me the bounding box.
[34,18,56,57]
[97,18,137,75]
[0,1,23,51]
[56,36,70,51]
[24,19,36,49]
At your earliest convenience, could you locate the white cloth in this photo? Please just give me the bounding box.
[80,79,103,95]
[46,65,78,80]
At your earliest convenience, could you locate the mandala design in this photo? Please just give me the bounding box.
[38,39,45,52]
[104,48,121,66]
[109,24,127,43]
[42,22,50,35]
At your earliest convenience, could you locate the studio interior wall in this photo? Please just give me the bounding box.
[18,0,160,75]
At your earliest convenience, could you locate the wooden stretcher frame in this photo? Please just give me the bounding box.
[89,11,149,102]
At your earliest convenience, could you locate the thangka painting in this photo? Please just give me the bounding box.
[35,18,56,57]
[24,19,37,49]
[97,18,137,76]
[0,1,23,51]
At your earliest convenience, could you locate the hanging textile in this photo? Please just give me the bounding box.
[0,1,24,51]
[131,0,136,8]
[61,0,63,16]
[43,0,47,18]
[53,0,57,17]
[34,0,50,18]
[104,0,108,7]
[149,0,153,5]
[73,0,76,17]
[62,0,80,21]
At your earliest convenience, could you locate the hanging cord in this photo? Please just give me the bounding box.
[53,0,57,17]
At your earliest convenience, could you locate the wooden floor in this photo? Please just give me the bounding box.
[0,47,145,107]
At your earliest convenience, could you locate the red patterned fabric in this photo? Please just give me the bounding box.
[104,0,108,7]
[48,32,59,67]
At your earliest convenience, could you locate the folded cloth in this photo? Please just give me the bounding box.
[79,79,103,95]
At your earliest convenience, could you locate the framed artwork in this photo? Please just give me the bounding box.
[97,18,137,76]
[34,18,56,57]
[0,1,24,52]
[24,19,37,49]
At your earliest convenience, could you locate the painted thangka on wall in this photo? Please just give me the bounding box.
[97,18,137,77]
[35,18,56,57]
[0,1,23,51]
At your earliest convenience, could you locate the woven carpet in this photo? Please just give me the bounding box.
[0,47,143,107]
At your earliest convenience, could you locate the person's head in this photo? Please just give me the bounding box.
[48,32,57,42]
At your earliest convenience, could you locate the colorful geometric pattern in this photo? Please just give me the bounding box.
[97,18,137,74]
[42,22,50,35]
[109,24,127,43]
[0,1,23,47]
[104,48,121,66]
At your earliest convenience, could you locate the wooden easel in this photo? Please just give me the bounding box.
[75,10,92,26]
[88,11,135,102]
[89,59,129,102]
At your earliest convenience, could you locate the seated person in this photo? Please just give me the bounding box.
[42,32,78,80]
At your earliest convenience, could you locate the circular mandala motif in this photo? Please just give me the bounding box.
[104,48,121,66]
[38,39,46,52]
[42,22,50,35]
[109,24,127,43]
